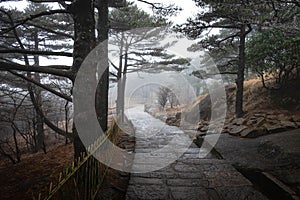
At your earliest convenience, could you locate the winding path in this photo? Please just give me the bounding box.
[125,105,268,200]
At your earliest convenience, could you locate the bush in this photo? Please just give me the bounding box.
[246,30,300,89]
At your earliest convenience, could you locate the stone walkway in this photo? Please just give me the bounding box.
[125,106,268,200]
[210,129,300,199]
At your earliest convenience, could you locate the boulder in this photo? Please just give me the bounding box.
[246,119,256,126]
[291,115,300,122]
[263,124,286,133]
[199,125,209,132]
[155,113,167,121]
[266,118,280,125]
[240,127,268,138]
[254,113,266,118]
[222,128,229,134]
[266,114,278,120]
[175,112,181,120]
[175,119,181,126]
[197,124,204,131]
[166,116,177,125]
[232,118,246,125]
[277,114,288,122]
[144,104,151,112]
[228,125,248,136]
[254,117,265,127]
[207,124,223,134]
[198,95,211,121]
[198,120,209,126]
[280,121,298,129]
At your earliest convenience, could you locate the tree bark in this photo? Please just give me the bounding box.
[116,32,124,118]
[96,0,109,133]
[12,126,21,163]
[33,31,46,153]
[235,24,252,117]
[235,25,246,117]
[69,0,96,160]
[120,51,128,122]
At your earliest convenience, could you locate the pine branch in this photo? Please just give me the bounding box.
[0,9,70,35]
[0,48,73,57]
[26,21,74,39]
[8,70,72,102]
[0,61,72,78]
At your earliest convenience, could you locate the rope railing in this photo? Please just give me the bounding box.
[33,120,120,200]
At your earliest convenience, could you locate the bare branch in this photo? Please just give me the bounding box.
[0,61,72,78]
[26,21,74,39]
[136,0,161,9]
[0,9,70,35]
[109,72,117,78]
[136,0,181,16]
[0,48,73,57]
[109,59,119,71]
[28,0,72,2]
[8,70,72,102]
[28,87,73,138]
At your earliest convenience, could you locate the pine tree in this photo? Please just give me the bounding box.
[176,0,299,117]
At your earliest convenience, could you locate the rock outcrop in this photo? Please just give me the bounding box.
[197,111,300,138]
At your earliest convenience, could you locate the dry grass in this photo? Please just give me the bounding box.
[195,76,300,118]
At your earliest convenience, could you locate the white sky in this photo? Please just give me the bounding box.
[1,0,201,66]
[134,0,199,24]
[1,0,198,25]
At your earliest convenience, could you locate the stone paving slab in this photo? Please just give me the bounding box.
[125,106,268,200]
[126,157,267,199]
[208,129,300,198]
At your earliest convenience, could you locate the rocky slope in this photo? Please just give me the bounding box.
[146,77,300,139]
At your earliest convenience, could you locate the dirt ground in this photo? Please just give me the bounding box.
[0,123,134,200]
[0,143,74,200]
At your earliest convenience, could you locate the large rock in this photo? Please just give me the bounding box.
[254,113,266,118]
[246,119,257,126]
[291,115,300,122]
[254,117,265,127]
[280,121,298,129]
[228,125,248,136]
[175,112,181,120]
[185,87,228,124]
[231,118,246,125]
[277,114,288,122]
[144,104,160,116]
[198,95,211,121]
[240,127,268,138]
[198,120,209,126]
[266,114,278,120]
[166,116,177,126]
[199,125,209,132]
[264,124,286,133]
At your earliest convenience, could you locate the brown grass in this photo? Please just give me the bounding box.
[196,76,300,118]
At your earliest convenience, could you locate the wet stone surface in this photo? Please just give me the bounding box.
[125,105,268,200]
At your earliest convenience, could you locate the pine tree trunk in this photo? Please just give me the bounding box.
[70,0,96,160]
[96,0,109,132]
[33,31,45,153]
[12,126,21,163]
[116,33,124,118]
[119,51,128,123]
[235,25,246,117]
